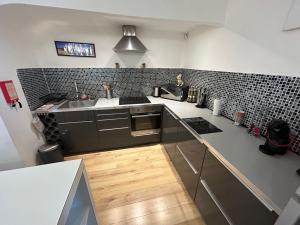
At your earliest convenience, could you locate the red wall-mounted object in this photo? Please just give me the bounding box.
[0,80,19,104]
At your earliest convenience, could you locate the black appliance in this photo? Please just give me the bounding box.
[130,105,162,137]
[119,96,150,105]
[160,84,189,101]
[259,119,291,155]
[183,117,222,135]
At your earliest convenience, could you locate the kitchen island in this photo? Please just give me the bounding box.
[0,160,98,225]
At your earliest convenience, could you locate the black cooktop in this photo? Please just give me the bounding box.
[119,96,151,105]
[183,117,222,135]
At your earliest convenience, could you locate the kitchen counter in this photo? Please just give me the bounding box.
[0,160,98,225]
[52,97,300,214]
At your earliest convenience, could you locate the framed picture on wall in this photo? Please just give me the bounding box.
[55,41,96,57]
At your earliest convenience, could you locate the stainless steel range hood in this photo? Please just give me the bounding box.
[113,25,147,53]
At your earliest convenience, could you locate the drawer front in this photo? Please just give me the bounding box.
[95,108,129,120]
[161,107,180,161]
[195,179,230,225]
[201,151,278,225]
[55,111,95,123]
[177,122,207,173]
[58,122,99,154]
[98,127,132,149]
[177,139,206,173]
[96,117,130,130]
[173,144,200,199]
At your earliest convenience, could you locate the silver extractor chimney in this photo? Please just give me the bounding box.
[113,25,147,53]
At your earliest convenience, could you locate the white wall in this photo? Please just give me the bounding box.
[0,115,24,170]
[8,5,186,68]
[0,4,186,168]
[0,0,228,26]
[184,0,300,76]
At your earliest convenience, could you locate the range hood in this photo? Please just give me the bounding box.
[113,25,147,53]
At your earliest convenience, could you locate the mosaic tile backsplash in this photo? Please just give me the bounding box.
[184,69,300,154]
[17,68,299,154]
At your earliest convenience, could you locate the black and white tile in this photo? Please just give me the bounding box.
[42,68,183,100]
[184,69,300,154]
[17,68,50,111]
[17,67,300,155]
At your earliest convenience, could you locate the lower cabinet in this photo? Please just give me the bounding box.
[58,121,99,154]
[97,127,132,149]
[196,150,278,225]
[173,144,201,199]
[195,178,230,225]
[55,111,99,154]
[95,108,133,150]
[161,107,180,161]
[172,119,207,199]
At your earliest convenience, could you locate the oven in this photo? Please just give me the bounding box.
[130,105,162,137]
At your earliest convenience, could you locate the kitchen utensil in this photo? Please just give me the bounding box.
[233,111,245,125]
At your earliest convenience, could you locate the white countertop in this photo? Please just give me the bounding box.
[0,160,82,225]
[94,97,300,213]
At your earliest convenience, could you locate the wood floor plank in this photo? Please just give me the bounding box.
[66,144,206,225]
[95,182,185,210]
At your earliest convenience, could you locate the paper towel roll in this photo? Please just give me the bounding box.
[213,99,222,116]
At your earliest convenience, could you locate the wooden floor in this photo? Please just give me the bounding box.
[65,144,206,225]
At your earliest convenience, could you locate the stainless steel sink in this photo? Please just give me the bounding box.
[58,100,97,109]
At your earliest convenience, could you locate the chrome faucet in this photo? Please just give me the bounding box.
[74,81,80,100]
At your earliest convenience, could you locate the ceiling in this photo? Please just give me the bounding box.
[0,4,220,33]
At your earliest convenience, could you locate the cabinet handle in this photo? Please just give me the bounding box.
[132,113,161,118]
[176,145,198,175]
[97,112,128,116]
[98,127,129,132]
[97,117,128,122]
[200,179,234,225]
[59,121,93,125]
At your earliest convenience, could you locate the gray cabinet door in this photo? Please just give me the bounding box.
[176,124,207,173]
[173,122,207,199]
[97,127,132,150]
[195,177,230,225]
[58,121,99,154]
[173,144,200,199]
[96,108,132,150]
[198,150,278,225]
[55,111,98,154]
[161,107,180,161]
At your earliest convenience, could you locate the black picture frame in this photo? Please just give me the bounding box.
[55,41,96,57]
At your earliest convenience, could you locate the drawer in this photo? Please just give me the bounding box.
[95,108,129,120]
[195,179,230,225]
[173,144,200,199]
[55,111,95,123]
[200,151,278,225]
[176,122,207,173]
[96,117,130,129]
[98,127,132,149]
[177,139,206,173]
